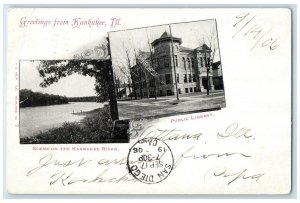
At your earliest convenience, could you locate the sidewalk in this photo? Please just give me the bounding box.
[117,90,226,119]
[118,90,224,103]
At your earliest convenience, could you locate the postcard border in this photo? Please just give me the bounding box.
[2,4,297,200]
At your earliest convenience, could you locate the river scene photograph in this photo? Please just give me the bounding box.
[19,60,128,144]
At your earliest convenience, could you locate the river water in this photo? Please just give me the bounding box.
[20,102,104,138]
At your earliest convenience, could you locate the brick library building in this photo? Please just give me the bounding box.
[131,31,224,98]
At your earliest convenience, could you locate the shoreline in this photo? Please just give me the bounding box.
[71,107,103,116]
[20,107,103,139]
[20,105,113,144]
[20,103,107,139]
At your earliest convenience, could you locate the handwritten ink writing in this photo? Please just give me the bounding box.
[217,122,253,139]
[204,166,264,185]
[25,120,259,187]
[49,169,137,186]
[173,147,251,168]
[233,12,279,51]
[133,125,203,141]
[26,154,92,176]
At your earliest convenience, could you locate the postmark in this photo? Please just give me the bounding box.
[127,138,174,184]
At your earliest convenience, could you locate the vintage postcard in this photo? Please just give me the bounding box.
[6,8,291,194]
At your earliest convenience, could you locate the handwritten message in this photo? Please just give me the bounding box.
[26,122,264,187]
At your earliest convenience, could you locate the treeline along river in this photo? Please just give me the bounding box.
[20,89,99,107]
[20,89,68,107]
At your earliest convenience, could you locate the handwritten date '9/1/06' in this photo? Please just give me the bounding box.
[233,12,279,51]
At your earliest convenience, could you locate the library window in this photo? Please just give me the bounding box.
[160,57,164,68]
[175,55,178,67]
[190,87,193,92]
[149,78,155,87]
[184,74,187,83]
[156,58,160,68]
[188,74,192,83]
[185,88,188,93]
[164,56,169,67]
[159,75,164,84]
[165,74,171,84]
[193,74,196,82]
[204,57,208,67]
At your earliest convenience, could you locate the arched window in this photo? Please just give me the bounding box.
[182,57,186,68]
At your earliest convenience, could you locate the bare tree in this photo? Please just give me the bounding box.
[198,28,219,95]
[116,32,164,100]
[117,42,139,100]
[124,48,134,100]
[135,49,150,99]
[199,29,219,62]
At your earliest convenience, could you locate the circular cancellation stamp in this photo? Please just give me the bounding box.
[127,137,174,184]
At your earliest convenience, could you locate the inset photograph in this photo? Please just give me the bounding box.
[109,19,225,120]
[19,60,128,144]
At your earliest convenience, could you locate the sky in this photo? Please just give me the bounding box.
[20,61,97,97]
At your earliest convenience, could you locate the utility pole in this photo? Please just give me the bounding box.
[169,25,179,101]
[205,51,210,96]
[146,34,158,100]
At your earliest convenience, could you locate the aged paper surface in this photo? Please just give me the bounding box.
[6,8,291,194]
